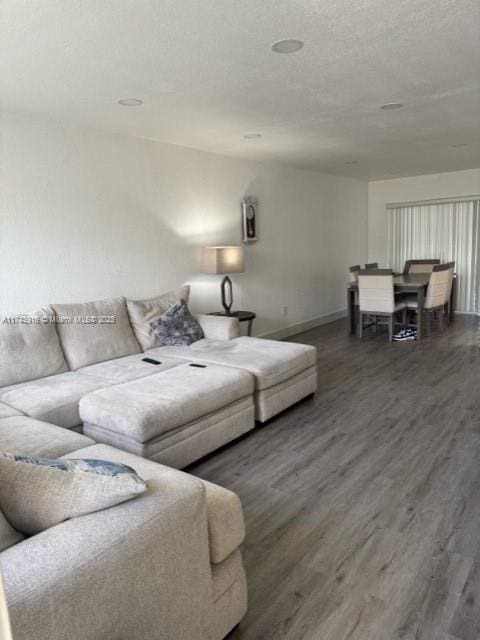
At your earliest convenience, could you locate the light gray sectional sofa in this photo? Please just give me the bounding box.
[0,288,317,639]
[0,416,247,640]
[0,288,317,466]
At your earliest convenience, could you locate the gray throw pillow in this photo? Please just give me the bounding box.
[149,299,204,347]
[0,454,147,535]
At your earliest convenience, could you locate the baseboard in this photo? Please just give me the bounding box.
[258,308,347,340]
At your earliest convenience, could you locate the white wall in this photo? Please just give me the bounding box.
[0,112,368,336]
[368,168,480,265]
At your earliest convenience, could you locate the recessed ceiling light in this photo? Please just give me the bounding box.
[271,39,304,54]
[451,143,468,148]
[118,98,144,107]
[244,133,262,139]
[345,160,358,165]
[380,102,404,110]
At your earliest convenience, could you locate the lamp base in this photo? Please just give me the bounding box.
[221,276,234,314]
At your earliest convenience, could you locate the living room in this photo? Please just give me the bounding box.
[1,2,479,639]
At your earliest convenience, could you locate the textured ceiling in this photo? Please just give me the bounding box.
[2,0,479,180]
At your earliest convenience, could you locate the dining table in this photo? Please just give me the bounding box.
[347,273,456,341]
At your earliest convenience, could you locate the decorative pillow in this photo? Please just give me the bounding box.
[0,508,23,551]
[0,454,147,535]
[149,299,204,347]
[0,308,68,388]
[126,285,190,350]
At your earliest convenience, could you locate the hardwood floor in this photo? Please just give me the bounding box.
[190,315,480,640]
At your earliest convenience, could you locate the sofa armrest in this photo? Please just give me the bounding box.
[2,460,214,640]
[195,314,240,340]
[202,480,245,563]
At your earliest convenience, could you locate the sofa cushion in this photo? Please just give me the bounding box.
[0,417,94,458]
[0,309,68,387]
[195,314,241,341]
[80,363,254,444]
[0,453,147,535]
[126,286,190,351]
[51,297,141,370]
[84,395,254,469]
[149,299,204,347]
[77,353,181,383]
[148,336,318,391]
[0,372,119,429]
[0,402,23,419]
[0,507,24,551]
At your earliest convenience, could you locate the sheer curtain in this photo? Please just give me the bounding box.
[388,199,480,314]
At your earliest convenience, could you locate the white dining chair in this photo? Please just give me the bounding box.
[404,259,440,274]
[358,269,407,342]
[405,264,451,336]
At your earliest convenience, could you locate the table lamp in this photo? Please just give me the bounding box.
[0,569,13,640]
[200,246,245,314]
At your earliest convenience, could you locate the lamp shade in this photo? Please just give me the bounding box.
[200,246,245,275]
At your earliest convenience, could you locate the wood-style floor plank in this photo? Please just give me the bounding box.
[190,315,480,639]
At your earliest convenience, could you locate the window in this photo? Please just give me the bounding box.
[388,199,480,313]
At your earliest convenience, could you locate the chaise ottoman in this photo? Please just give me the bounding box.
[80,362,255,468]
[147,337,318,422]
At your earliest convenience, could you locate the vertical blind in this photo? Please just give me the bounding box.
[388,199,480,314]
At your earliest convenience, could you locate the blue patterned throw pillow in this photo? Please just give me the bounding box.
[149,298,204,346]
[6,455,138,477]
[0,453,147,535]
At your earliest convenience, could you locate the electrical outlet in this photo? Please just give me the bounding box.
[282,306,288,317]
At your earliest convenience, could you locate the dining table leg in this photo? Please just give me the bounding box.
[416,287,425,341]
[348,288,356,335]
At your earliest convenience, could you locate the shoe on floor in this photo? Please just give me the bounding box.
[393,329,416,341]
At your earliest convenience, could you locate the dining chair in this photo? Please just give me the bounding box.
[349,265,361,281]
[348,265,361,304]
[358,269,407,342]
[365,262,379,269]
[404,259,440,274]
[405,264,451,336]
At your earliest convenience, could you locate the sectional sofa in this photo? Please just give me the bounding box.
[0,287,317,640]
[0,287,318,467]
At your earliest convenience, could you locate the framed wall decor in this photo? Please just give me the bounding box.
[241,196,257,243]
